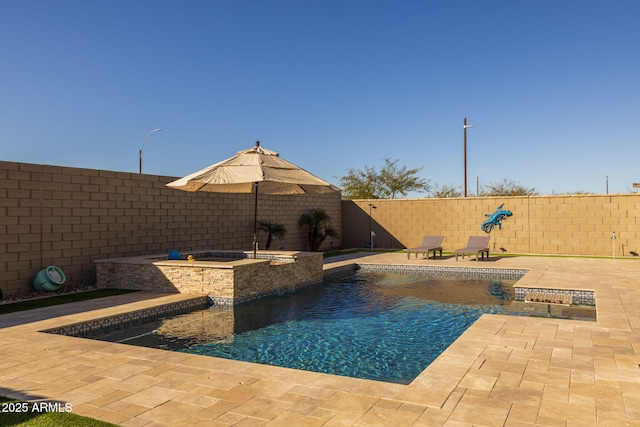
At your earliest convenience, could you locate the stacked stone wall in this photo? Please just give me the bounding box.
[95,252,323,304]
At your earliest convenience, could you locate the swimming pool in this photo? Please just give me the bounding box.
[92,271,526,384]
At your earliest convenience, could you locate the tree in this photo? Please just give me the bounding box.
[552,190,592,195]
[258,221,286,250]
[298,208,337,251]
[483,178,539,196]
[339,157,430,199]
[430,183,462,198]
[337,164,379,199]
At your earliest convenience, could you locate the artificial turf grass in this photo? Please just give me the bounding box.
[0,289,137,315]
[324,248,636,260]
[0,396,119,427]
[323,248,404,258]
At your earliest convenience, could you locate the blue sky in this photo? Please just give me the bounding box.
[2,0,639,196]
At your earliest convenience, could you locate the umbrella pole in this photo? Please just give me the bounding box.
[253,182,258,258]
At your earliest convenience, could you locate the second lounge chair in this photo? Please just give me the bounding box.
[454,235,490,261]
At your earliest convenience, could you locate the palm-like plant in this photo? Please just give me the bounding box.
[258,221,287,250]
[298,208,336,252]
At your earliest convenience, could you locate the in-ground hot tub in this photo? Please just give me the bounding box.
[95,250,323,305]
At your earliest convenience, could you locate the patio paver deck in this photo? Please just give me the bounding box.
[1,254,639,426]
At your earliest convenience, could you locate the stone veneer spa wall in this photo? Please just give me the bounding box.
[95,251,323,305]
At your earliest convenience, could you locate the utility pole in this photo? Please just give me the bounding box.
[463,118,474,197]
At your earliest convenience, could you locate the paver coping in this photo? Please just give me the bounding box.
[1,253,639,426]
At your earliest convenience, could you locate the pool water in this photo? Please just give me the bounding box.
[187,274,515,384]
[96,271,526,384]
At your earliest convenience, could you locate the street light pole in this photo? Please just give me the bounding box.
[463,118,474,197]
[139,128,163,174]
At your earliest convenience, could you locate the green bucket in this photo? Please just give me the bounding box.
[33,266,66,292]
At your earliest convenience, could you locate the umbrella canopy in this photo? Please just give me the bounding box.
[166,141,339,255]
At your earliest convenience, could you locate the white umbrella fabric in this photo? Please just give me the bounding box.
[166,141,339,256]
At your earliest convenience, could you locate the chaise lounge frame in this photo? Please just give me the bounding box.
[454,235,490,261]
[406,235,444,259]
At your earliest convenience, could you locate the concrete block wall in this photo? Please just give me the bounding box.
[343,194,640,257]
[5,158,638,296]
[0,161,342,295]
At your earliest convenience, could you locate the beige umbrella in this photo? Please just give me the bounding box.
[166,141,339,257]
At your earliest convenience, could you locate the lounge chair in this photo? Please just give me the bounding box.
[406,235,444,259]
[454,236,490,261]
